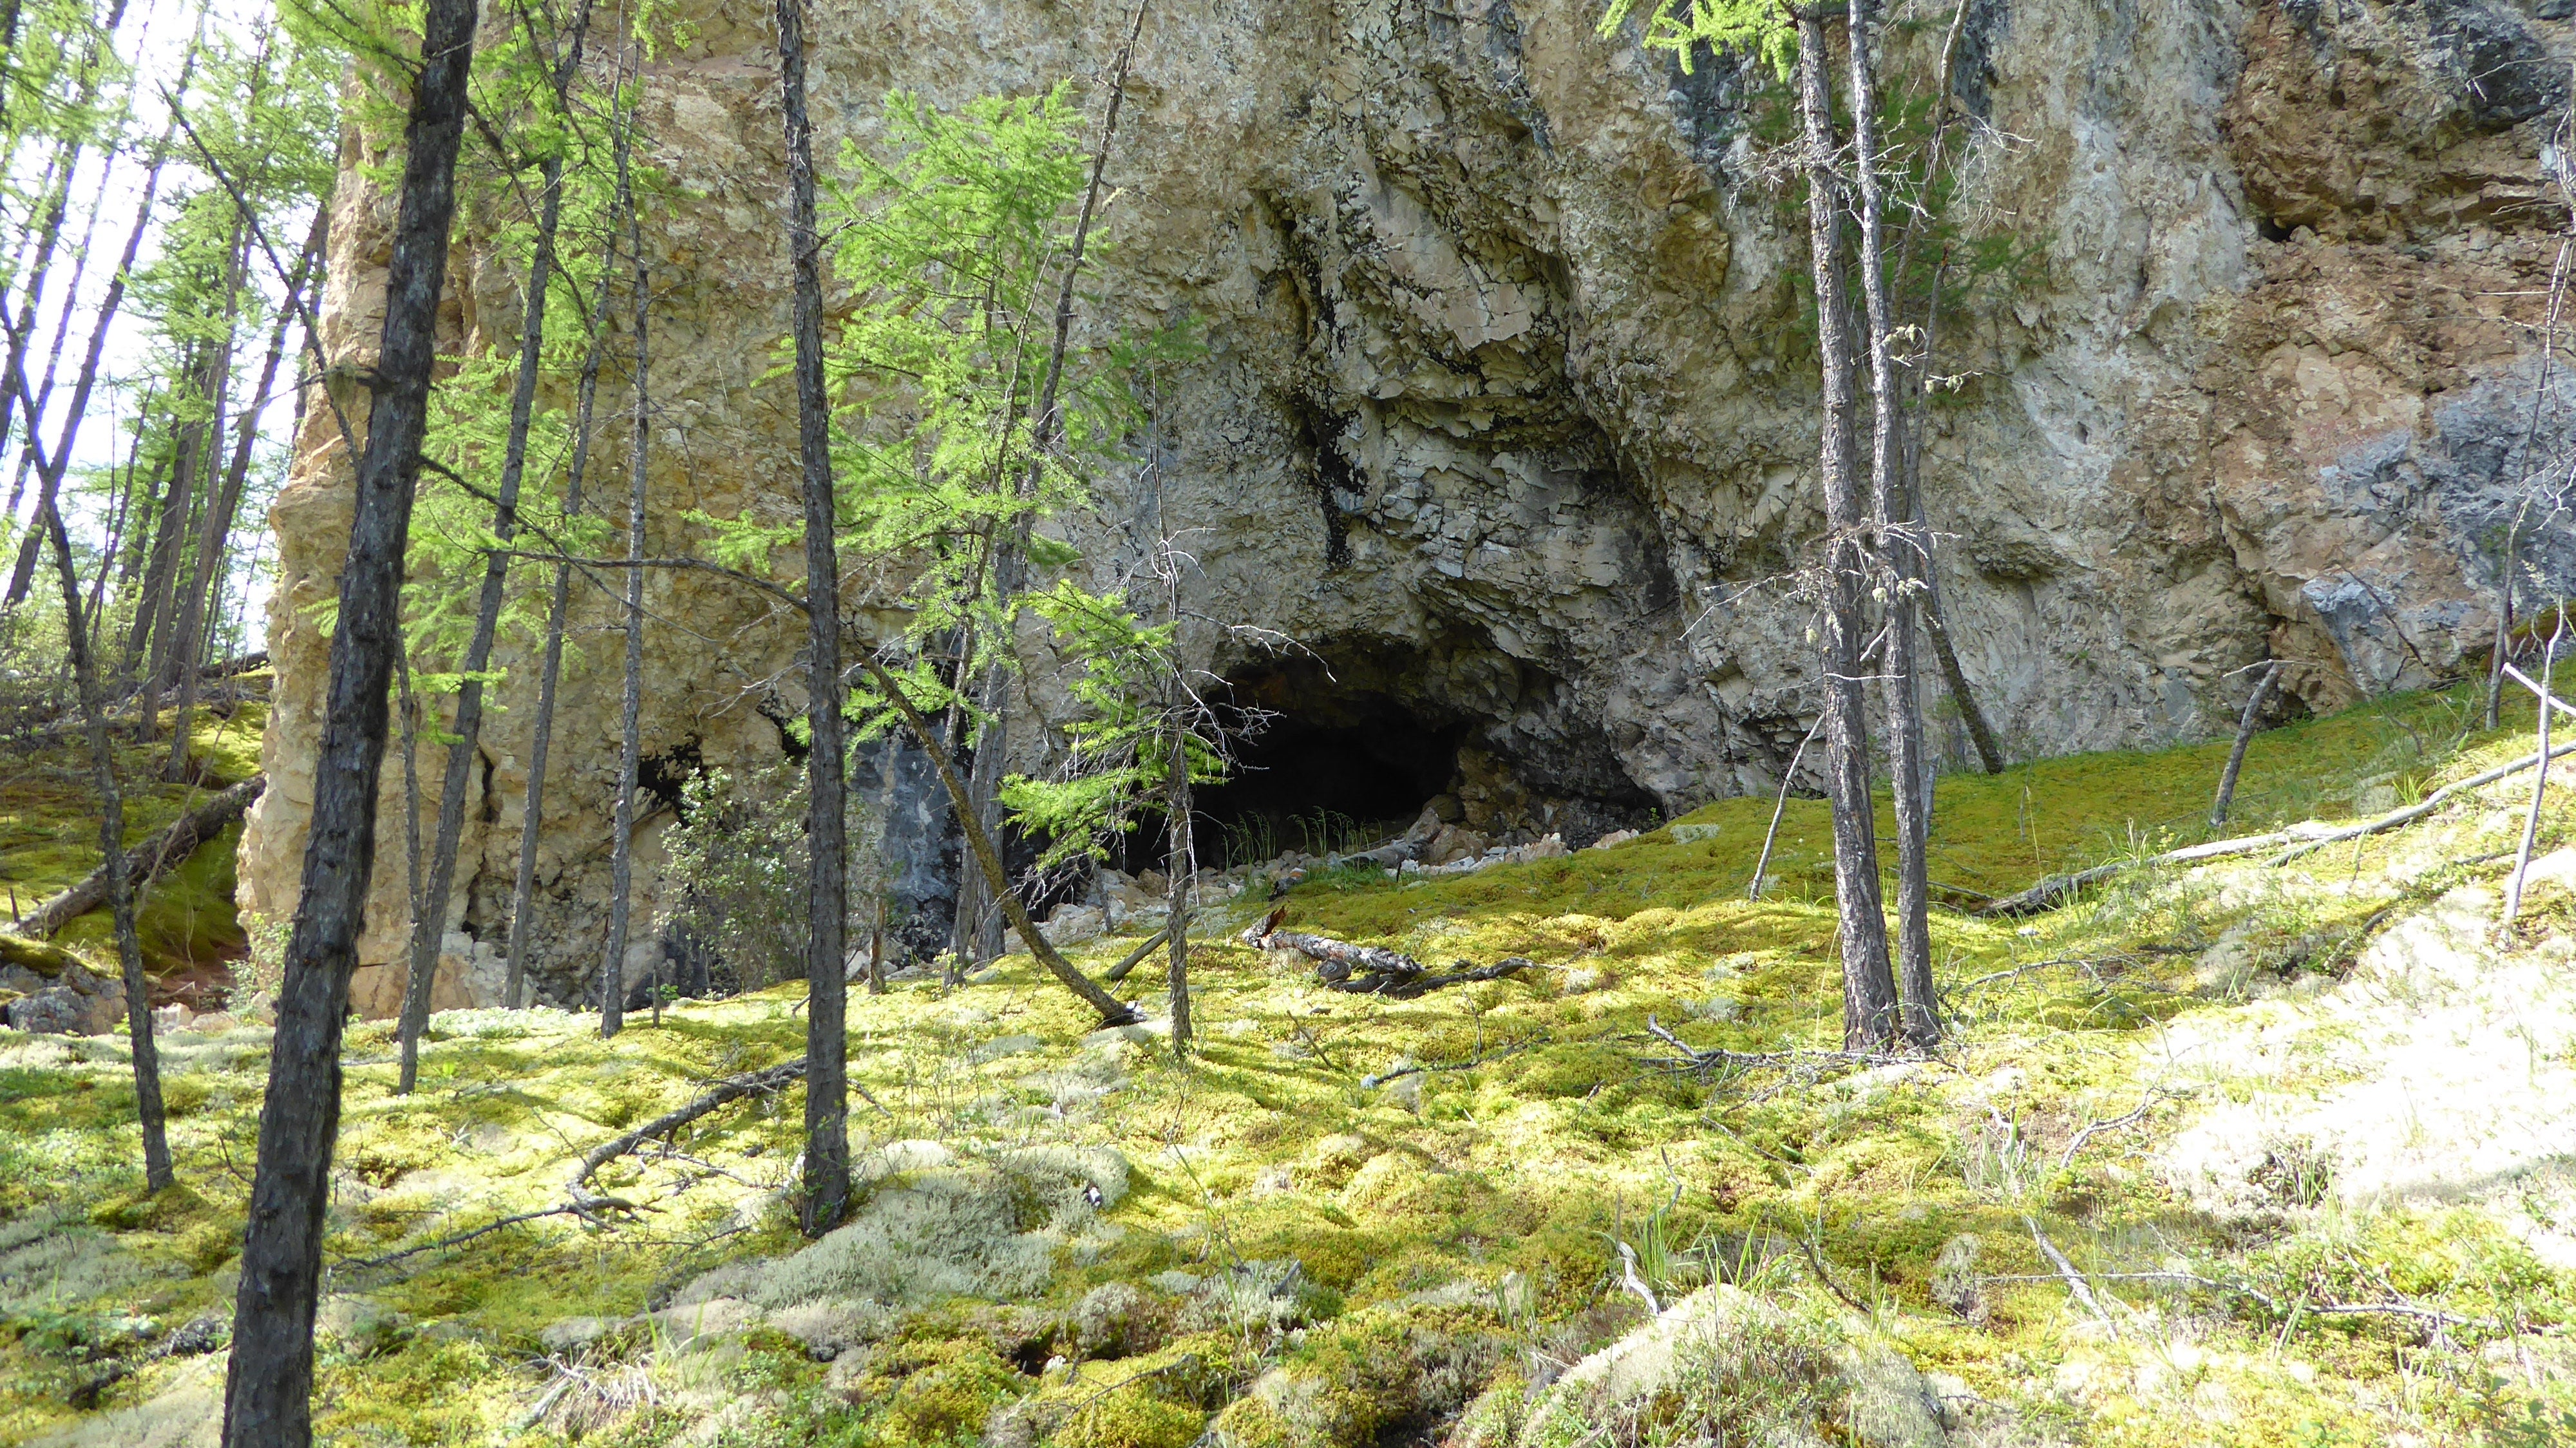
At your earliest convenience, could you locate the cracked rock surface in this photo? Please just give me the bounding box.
[245,0,2576,1006]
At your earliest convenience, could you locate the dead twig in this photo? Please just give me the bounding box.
[2025,1215,2120,1339]
[1787,1230,1871,1314]
[1976,832,2304,917]
[1951,954,2145,993]
[569,1056,883,1208]
[1749,714,1826,899]
[1642,1015,1886,1076]
[2057,1087,2170,1171]
[332,1204,593,1271]
[1361,1034,1540,1090]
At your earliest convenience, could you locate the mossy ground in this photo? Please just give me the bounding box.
[6,681,2576,1447]
[0,695,267,984]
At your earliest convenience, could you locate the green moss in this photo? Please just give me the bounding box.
[1,700,267,978]
[878,1340,1024,1446]
[86,1181,211,1232]
[8,679,2575,1446]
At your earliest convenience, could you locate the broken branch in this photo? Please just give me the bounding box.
[568,1056,883,1209]
[2271,737,2576,865]
[1100,924,1171,984]
[1239,909,1531,998]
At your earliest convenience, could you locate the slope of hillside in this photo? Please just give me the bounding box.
[7,683,2575,1448]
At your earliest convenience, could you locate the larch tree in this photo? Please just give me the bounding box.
[773,0,853,1234]
[394,0,596,1089]
[1600,0,1904,1048]
[220,0,484,1436]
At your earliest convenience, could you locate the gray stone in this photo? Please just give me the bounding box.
[537,1316,613,1354]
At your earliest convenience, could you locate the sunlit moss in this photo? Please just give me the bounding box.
[5,681,2575,1445]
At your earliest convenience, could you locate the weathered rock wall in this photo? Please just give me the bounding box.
[241,0,2576,1009]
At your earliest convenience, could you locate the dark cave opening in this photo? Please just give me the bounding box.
[1188,692,1466,866]
[1112,661,1466,873]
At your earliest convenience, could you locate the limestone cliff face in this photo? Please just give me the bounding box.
[242,0,2576,1009]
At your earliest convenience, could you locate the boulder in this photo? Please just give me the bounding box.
[6,987,100,1036]
[1494,1288,1944,1448]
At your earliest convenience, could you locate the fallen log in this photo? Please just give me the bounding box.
[1240,909,1531,998]
[1975,736,2576,917]
[2271,737,2576,866]
[8,775,264,940]
[1973,829,2302,919]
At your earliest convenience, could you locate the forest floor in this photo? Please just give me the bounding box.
[0,686,267,1002]
[6,680,2576,1447]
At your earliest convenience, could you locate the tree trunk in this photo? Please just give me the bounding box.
[136,255,246,735]
[950,12,1146,971]
[506,60,630,1013]
[2508,624,2564,923]
[2209,661,2282,830]
[168,211,316,783]
[598,110,651,1043]
[1794,10,1899,1053]
[774,0,852,1235]
[1844,0,1937,1049]
[5,135,122,527]
[220,0,481,1434]
[860,656,1137,1025]
[395,644,427,1051]
[396,5,590,1083]
[2,98,180,611]
[1165,716,1192,1062]
[865,743,898,993]
[89,382,160,657]
[32,459,171,1193]
[1921,591,2004,774]
[0,0,130,473]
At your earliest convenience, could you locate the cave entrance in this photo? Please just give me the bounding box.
[1173,668,1464,870]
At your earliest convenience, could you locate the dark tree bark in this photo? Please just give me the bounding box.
[774,0,851,1236]
[394,642,428,1039]
[1845,0,1937,1048]
[598,108,650,1043]
[1794,9,1899,1052]
[219,0,482,1436]
[1164,716,1192,1062]
[28,446,171,1191]
[397,3,591,1086]
[2209,661,2282,830]
[167,212,319,783]
[506,70,632,1013]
